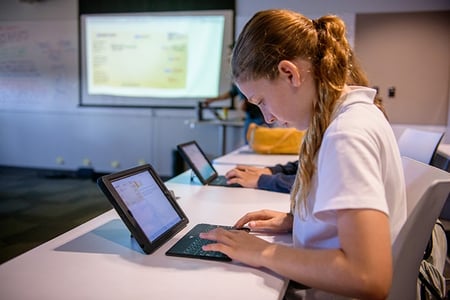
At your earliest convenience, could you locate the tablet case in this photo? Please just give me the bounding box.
[97,164,188,254]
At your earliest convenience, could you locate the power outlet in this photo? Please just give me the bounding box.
[111,160,120,169]
[56,156,65,165]
[388,87,396,98]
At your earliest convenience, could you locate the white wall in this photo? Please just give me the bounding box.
[1,0,449,175]
[0,0,244,176]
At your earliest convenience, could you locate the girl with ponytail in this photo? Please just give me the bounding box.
[200,9,406,299]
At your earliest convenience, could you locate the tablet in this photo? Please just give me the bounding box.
[97,164,188,254]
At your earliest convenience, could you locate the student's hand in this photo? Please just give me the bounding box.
[200,227,273,268]
[234,209,293,233]
[225,166,272,188]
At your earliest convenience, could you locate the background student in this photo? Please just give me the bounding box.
[204,83,267,143]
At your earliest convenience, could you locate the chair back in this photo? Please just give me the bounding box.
[388,157,450,299]
[397,128,444,164]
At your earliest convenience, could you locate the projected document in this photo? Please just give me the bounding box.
[91,30,188,89]
[84,15,225,98]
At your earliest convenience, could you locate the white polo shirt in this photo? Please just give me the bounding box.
[293,86,406,249]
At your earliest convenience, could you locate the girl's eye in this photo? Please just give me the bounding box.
[249,96,264,107]
[253,98,263,106]
[257,100,265,107]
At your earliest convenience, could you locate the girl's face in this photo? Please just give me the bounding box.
[236,59,315,130]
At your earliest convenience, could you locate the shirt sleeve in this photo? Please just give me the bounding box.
[268,161,299,175]
[257,173,296,193]
[313,130,388,222]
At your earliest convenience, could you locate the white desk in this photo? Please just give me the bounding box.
[0,164,291,299]
[214,145,299,167]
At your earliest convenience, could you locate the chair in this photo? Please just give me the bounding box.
[397,128,444,165]
[388,157,450,299]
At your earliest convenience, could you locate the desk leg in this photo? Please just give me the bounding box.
[218,124,227,155]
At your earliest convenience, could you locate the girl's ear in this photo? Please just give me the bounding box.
[278,60,302,87]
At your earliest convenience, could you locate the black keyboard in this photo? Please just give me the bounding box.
[166,224,232,261]
[211,176,242,188]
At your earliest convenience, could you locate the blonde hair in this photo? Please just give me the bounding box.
[347,50,388,120]
[231,10,357,215]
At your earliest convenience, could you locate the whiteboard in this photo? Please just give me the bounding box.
[0,20,78,111]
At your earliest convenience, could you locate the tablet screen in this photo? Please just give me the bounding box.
[111,170,182,242]
[98,164,188,254]
[178,141,217,183]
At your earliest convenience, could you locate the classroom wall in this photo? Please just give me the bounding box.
[1,0,449,176]
[355,11,449,126]
[0,0,243,176]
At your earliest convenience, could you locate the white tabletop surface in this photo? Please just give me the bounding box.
[0,164,292,300]
[214,145,299,167]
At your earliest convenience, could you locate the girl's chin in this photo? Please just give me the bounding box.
[274,120,306,130]
[271,120,288,127]
[281,122,294,128]
[291,122,309,131]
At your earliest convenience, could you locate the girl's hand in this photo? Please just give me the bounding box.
[200,228,274,268]
[199,210,292,266]
[234,209,293,233]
